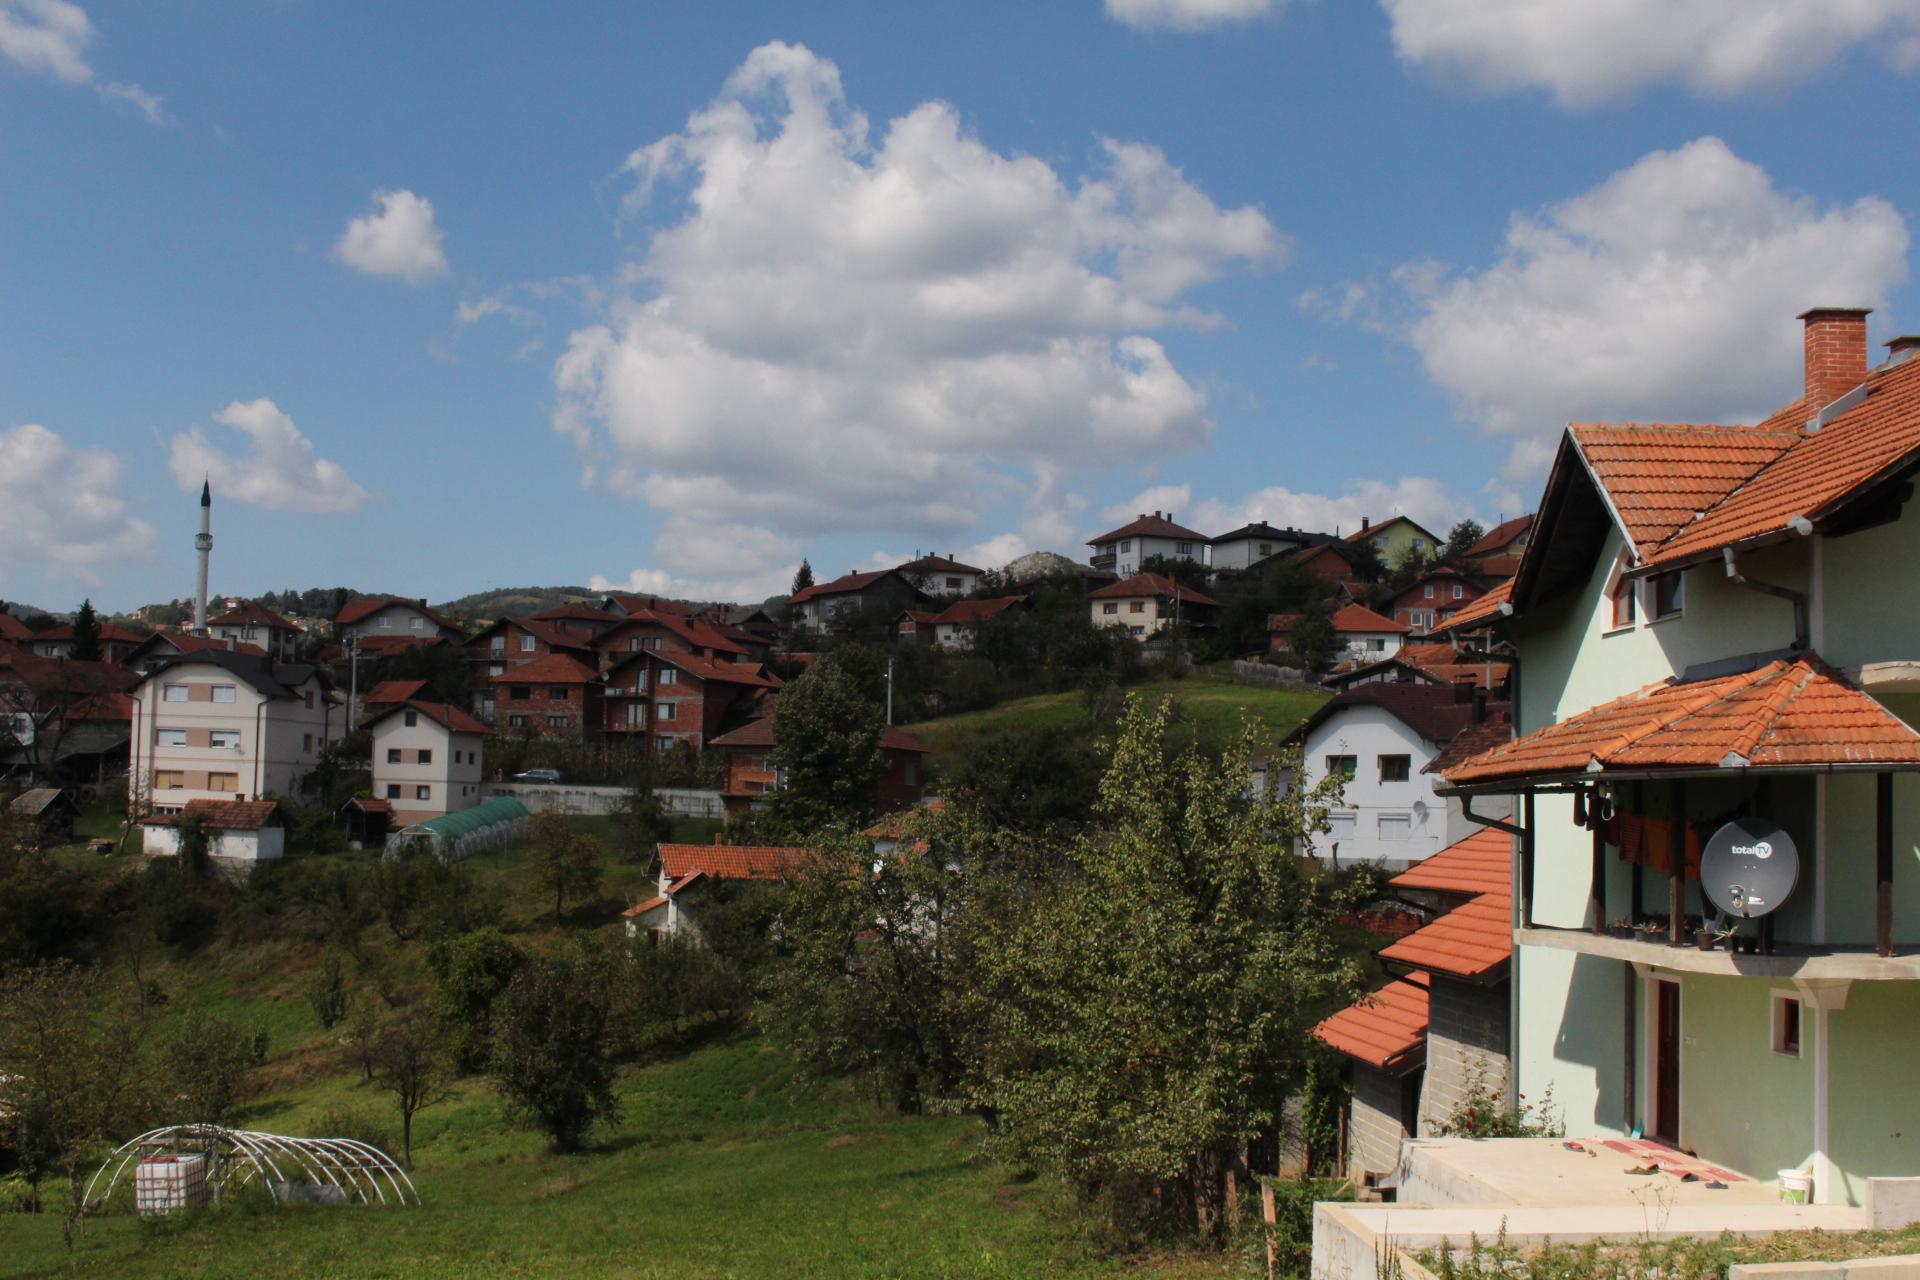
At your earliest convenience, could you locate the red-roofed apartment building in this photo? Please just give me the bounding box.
[789,570,931,636]
[600,648,781,752]
[1459,513,1533,579]
[1384,567,1489,635]
[209,602,304,662]
[708,717,929,816]
[30,622,146,665]
[1432,308,1920,1202]
[1086,510,1208,577]
[364,698,491,823]
[489,653,602,740]
[1312,828,1512,1185]
[898,553,984,599]
[1330,604,1410,663]
[465,617,599,720]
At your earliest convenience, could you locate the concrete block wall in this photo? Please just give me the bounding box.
[1348,1066,1409,1184]
[1418,977,1510,1137]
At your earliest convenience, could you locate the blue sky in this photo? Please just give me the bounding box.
[5,0,1920,614]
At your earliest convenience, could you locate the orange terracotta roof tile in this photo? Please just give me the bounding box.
[1463,514,1533,558]
[1088,512,1208,545]
[492,652,597,685]
[1431,580,1512,635]
[1311,973,1430,1073]
[1443,656,1920,787]
[1570,424,1799,558]
[1088,572,1219,606]
[930,595,1027,625]
[1391,827,1511,896]
[1330,603,1409,635]
[147,798,283,830]
[209,601,299,630]
[1379,892,1512,979]
[621,894,671,918]
[655,843,807,881]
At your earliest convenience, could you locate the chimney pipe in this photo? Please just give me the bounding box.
[1799,307,1871,408]
[1887,335,1920,366]
[1361,515,1371,531]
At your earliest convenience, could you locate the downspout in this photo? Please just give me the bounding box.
[1722,542,1809,652]
[254,699,267,800]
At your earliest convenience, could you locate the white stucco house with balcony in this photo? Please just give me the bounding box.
[1086,511,1208,577]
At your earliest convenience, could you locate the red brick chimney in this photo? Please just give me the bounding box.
[1800,308,1870,408]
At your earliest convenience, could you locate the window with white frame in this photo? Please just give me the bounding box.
[520,634,536,652]
[656,703,677,722]
[163,684,188,702]
[1378,813,1412,841]
[658,668,677,685]
[1327,812,1356,841]
[410,616,423,630]
[211,685,236,703]
[1423,583,1435,599]
[156,727,187,747]
[1453,583,1465,599]
[210,730,240,749]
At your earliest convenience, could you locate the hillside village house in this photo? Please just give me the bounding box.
[209,602,303,662]
[1436,308,1920,1206]
[139,797,289,867]
[129,649,338,811]
[1089,573,1219,638]
[465,617,598,717]
[1324,641,1513,697]
[1208,521,1318,573]
[30,622,145,665]
[898,553,984,598]
[1086,511,1208,577]
[595,609,748,664]
[925,595,1028,651]
[788,569,930,636]
[622,841,807,942]
[1287,682,1505,869]
[1330,603,1410,662]
[334,596,464,648]
[709,717,929,815]
[124,630,265,676]
[1461,512,1533,579]
[0,649,135,785]
[1347,514,1441,567]
[488,652,601,740]
[1313,828,1513,1185]
[1387,567,1488,634]
[599,648,780,751]
[365,698,490,824]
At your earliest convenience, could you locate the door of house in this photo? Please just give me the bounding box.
[1653,979,1681,1144]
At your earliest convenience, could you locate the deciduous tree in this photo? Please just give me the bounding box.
[527,811,603,920]
[491,948,618,1153]
[769,662,886,829]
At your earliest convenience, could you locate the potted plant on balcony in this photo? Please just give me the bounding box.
[1695,925,1716,950]
[1636,917,1667,941]
[1714,924,1740,952]
[1608,917,1636,940]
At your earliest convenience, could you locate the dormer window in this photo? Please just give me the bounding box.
[1610,576,1637,629]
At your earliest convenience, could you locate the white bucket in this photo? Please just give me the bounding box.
[1778,1168,1812,1204]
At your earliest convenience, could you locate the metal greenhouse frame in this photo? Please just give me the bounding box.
[386,794,530,862]
[84,1125,421,1213]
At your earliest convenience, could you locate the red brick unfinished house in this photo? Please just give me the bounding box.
[709,717,928,816]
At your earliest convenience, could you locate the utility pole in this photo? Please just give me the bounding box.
[348,643,366,730]
[885,656,895,726]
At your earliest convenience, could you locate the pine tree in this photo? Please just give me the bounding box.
[791,559,815,596]
[69,600,102,662]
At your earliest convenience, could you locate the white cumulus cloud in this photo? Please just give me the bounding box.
[333,189,450,282]
[0,0,161,121]
[168,399,372,514]
[1395,138,1908,473]
[0,423,154,584]
[556,41,1281,600]
[1383,0,1920,107]
[1106,0,1277,32]
[1188,476,1465,540]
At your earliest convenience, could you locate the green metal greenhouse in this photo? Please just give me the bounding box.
[387,796,530,862]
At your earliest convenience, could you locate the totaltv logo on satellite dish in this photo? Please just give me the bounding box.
[1702,819,1799,918]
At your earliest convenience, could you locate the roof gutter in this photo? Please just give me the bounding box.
[1436,758,1920,797]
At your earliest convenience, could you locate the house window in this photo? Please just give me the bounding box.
[1379,755,1411,783]
[1424,584,1435,599]
[154,770,185,789]
[163,684,188,702]
[489,664,505,677]
[1258,543,1271,556]
[547,715,571,730]
[659,669,677,685]
[416,785,431,801]
[1327,812,1355,840]
[507,714,527,728]
[520,634,536,652]
[410,616,424,630]
[1771,992,1802,1057]
[210,730,240,749]
[945,577,961,589]
[1368,638,1386,651]
[1610,575,1637,629]
[1453,584,1464,600]
[510,686,530,700]
[1130,601,1145,614]
[1379,814,1411,841]
[207,773,238,792]
[212,685,236,704]
[404,710,418,727]
[491,635,506,653]
[303,733,313,753]
[377,615,392,630]
[1102,603,1118,615]
[419,749,432,764]
[1176,541,1193,555]
[1128,625,1144,636]
[650,637,665,650]
[549,686,570,701]
[386,783,401,799]
[1119,540,1132,552]
[387,748,402,763]
[657,703,677,722]
[156,728,188,747]
[1652,570,1685,620]
[630,638,642,652]
[1325,754,1357,779]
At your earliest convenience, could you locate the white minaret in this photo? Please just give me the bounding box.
[194,479,212,635]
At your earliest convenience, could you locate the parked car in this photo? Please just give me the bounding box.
[512,768,562,784]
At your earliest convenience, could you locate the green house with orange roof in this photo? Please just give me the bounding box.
[1436,307,1920,1206]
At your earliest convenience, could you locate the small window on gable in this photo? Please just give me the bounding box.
[404,710,418,727]
[1424,584,1435,599]
[1610,573,1637,630]
[1771,992,1802,1058]
[1652,570,1685,620]
[1453,584,1464,600]
[1379,755,1411,783]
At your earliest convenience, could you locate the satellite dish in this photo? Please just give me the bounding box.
[1700,818,1800,919]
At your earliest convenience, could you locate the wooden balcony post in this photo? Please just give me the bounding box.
[1590,786,1607,935]
[1669,779,1686,947]
[1877,772,1894,958]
